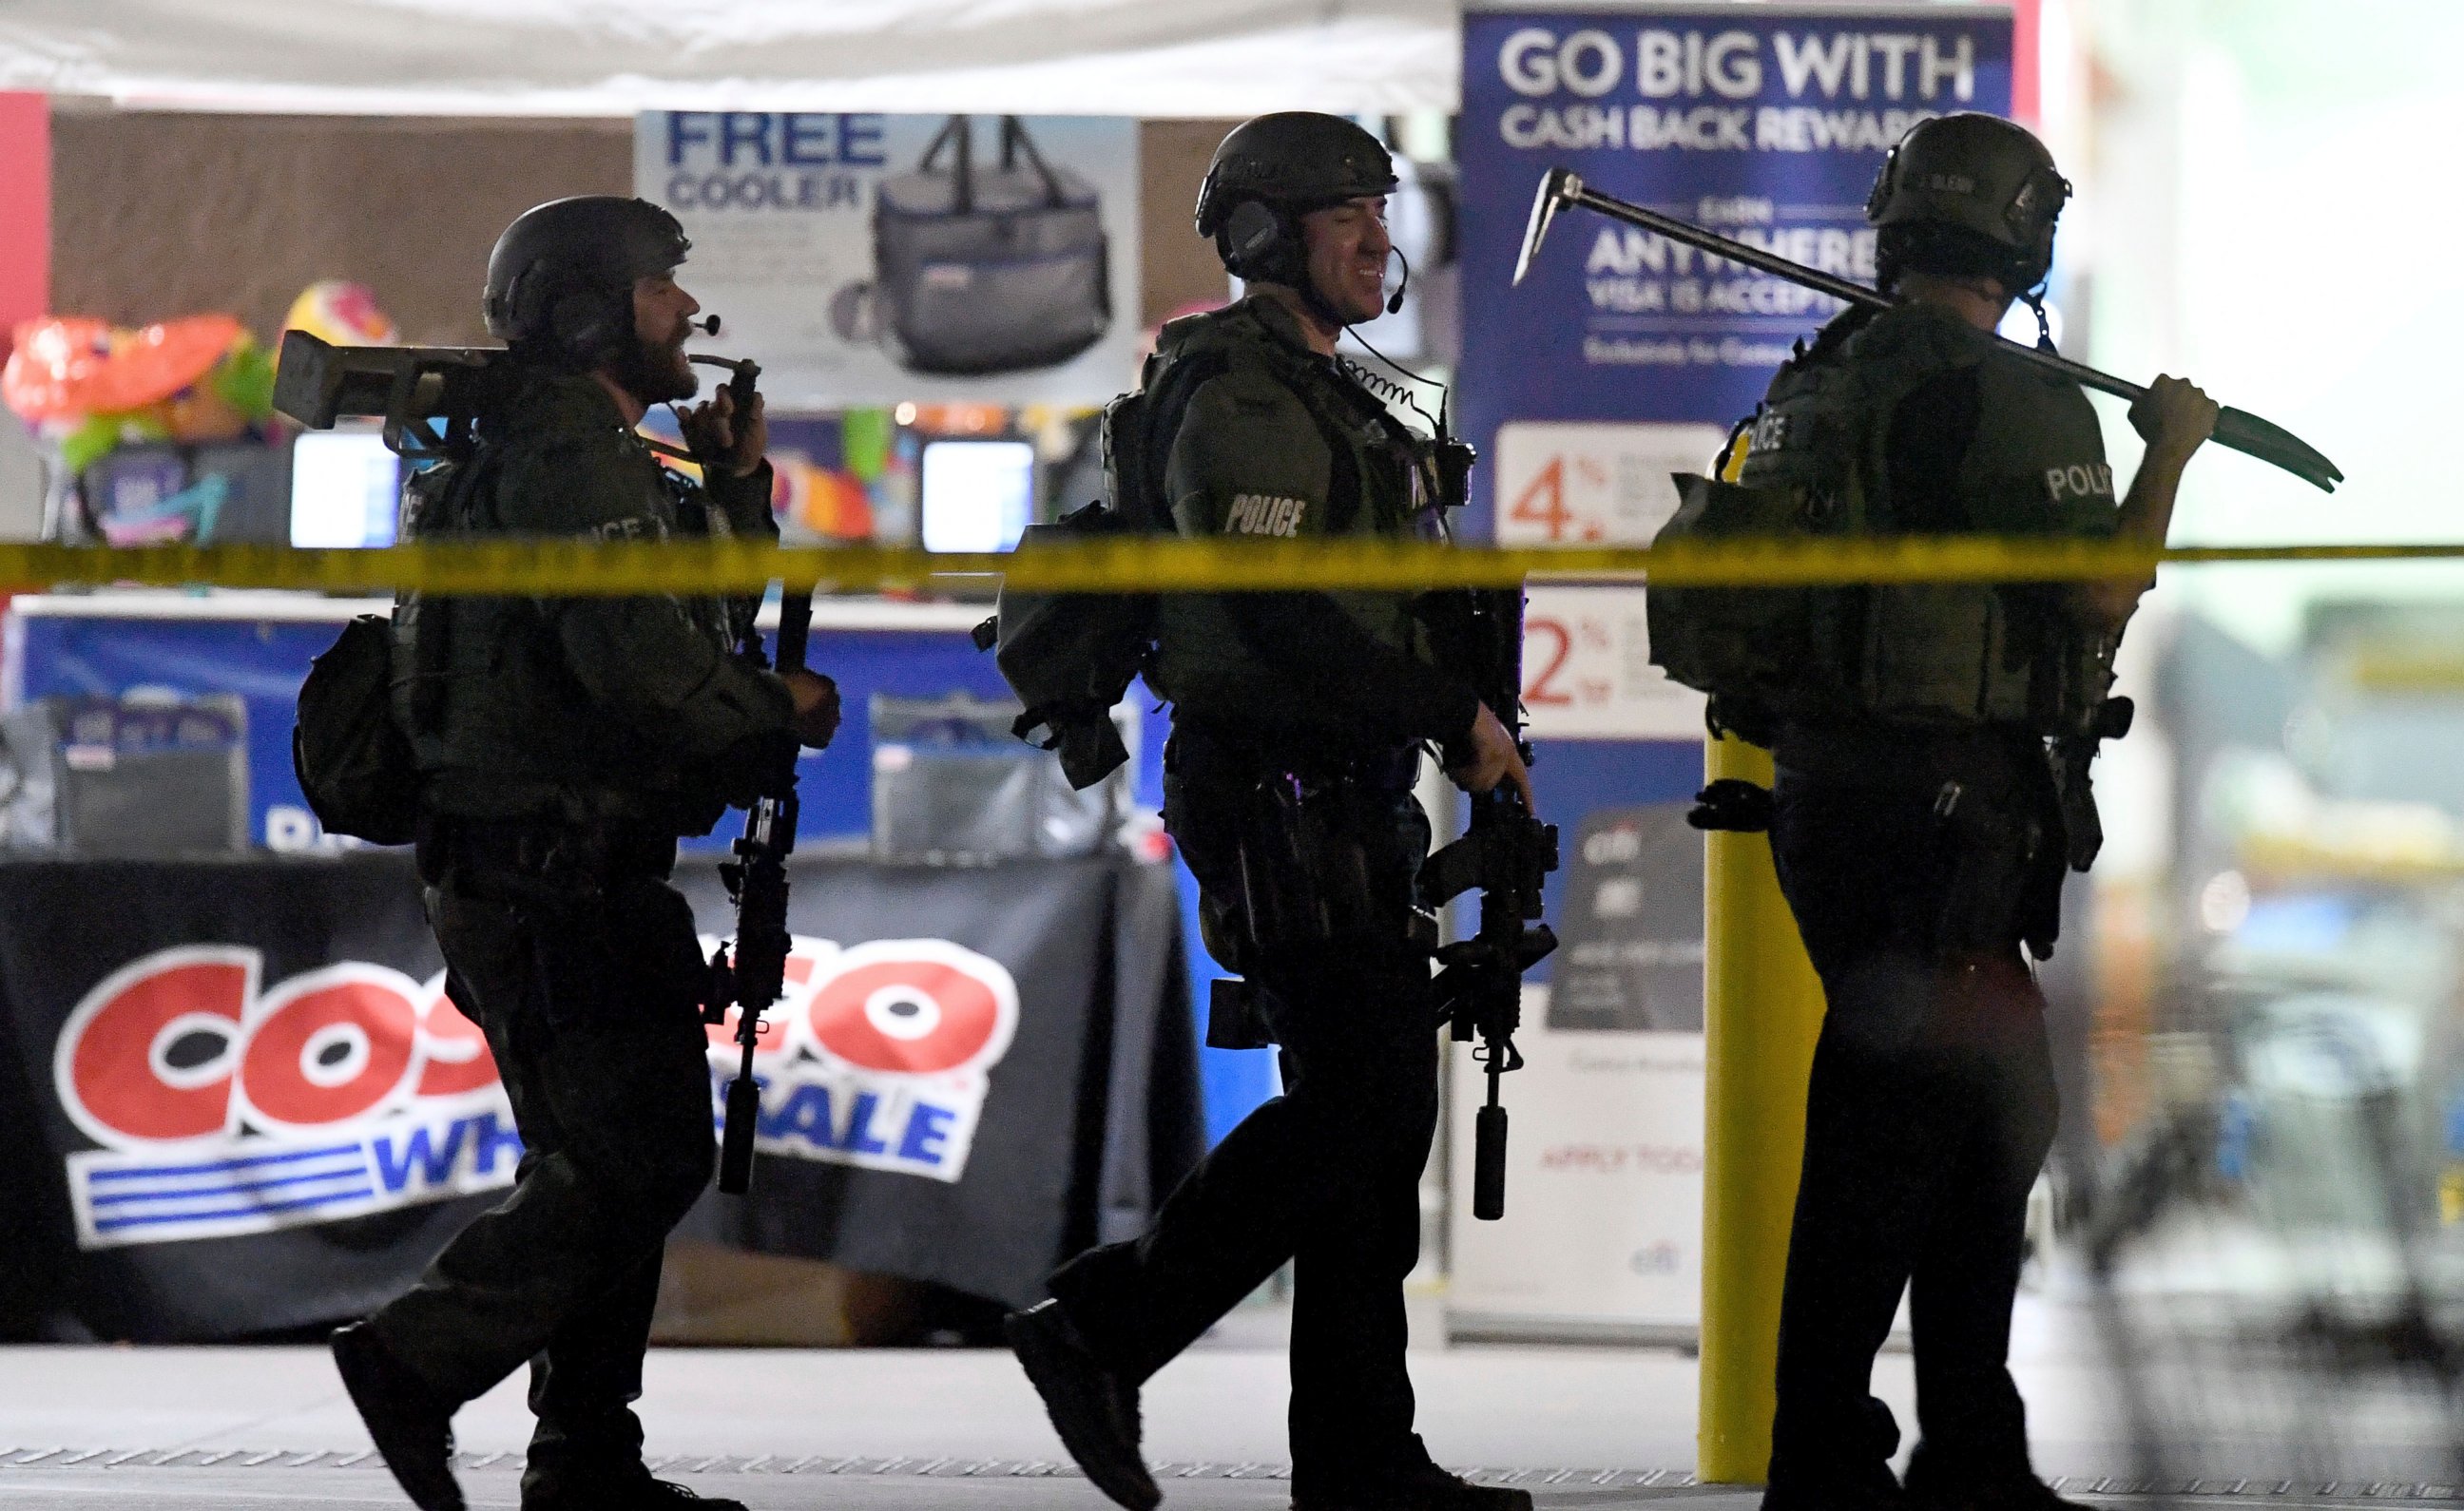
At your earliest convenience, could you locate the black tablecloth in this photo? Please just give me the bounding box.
[0,851,1198,1342]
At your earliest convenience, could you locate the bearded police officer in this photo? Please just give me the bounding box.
[1713,116,2218,1510]
[1002,113,1535,1511]
[329,196,840,1511]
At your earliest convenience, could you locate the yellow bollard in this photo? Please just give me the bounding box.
[1697,734,1829,1484]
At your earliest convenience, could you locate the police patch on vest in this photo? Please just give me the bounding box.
[589,516,662,543]
[1224,493,1308,538]
[2044,463,2115,503]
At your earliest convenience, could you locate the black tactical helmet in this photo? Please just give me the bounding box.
[1866,113,2069,293]
[482,196,691,364]
[1194,112,1397,284]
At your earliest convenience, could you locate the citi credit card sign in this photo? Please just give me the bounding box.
[1457,3,2013,542]
[52,938,1017,1250]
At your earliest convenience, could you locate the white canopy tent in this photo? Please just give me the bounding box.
[0,0,1461,116]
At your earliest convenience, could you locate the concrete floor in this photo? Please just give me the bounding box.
[0,1296,2455,1509]
[0,1340,1742,1510]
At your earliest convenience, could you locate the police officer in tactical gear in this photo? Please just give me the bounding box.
[1729,115,2218,1510]
[329,195,840,1511]
[1004,112,1535,1511]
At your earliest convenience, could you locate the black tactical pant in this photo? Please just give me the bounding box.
[1763,766,2062,1498]
[1050,736,1441,1495]
[372,820,715,1497]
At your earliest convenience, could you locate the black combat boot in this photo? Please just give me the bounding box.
[1899,1444,2084,1511]
[1007,1299,1158,1511]
[1291,1461,1534,1511]
[1763,1395,1909,1510]
[522,1469,746,1510]
[1760,1449,1907,1511]
[332,1322,466,1511]
[1760,1480,1906,1511]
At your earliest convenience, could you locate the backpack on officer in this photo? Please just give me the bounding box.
[977,337,1226,790]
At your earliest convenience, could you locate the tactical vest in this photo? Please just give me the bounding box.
[1648,302,2120,741]
[1145,300,1450,734]
[389,376,757,827]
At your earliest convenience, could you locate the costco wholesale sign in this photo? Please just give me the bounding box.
[52,937,1019,1250]
[55,951,512,1249]
[1453,3,2013,1341]
[0,857,1167,1339]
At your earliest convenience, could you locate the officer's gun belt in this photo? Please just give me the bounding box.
[416,813,676,885]
[1772,718,2049,804]
[1169,720,1419,793]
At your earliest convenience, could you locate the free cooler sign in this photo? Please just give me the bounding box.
[51,936,1016,1249]
[635,112,1142,409]
[1458,3,2013,541]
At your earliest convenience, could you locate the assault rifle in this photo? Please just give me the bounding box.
[1417,453,1560,1217]
[683,354,817,1197]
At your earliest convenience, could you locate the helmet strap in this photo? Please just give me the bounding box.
[2020,285,2056,354]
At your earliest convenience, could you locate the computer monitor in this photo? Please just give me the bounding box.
[289,429,403,548]
[82,446,190,545]
[192,443,297,545]
[918,439,1035,553]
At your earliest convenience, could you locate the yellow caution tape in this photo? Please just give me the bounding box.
[2,536,2462,598]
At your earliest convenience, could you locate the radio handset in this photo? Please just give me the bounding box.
[685,314,761,432]
[641,315,761,466]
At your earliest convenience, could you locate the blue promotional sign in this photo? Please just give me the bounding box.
[1459,3,2013,543]
[1451,7,2011,1335]
[6,606,1049,852]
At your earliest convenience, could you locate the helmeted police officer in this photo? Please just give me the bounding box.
[329,196,841,1511]
[1727,116,2219,1510]
[1002,113,1536,1511]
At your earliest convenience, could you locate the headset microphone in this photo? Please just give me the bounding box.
[1387,249,1411,316]
[695,315,722,336]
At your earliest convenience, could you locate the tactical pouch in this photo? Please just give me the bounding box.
[1205,977,1276,1050]
[1222,767,1428,959]
[991,503,1151,789]
[985,352,1227,788]
[1646,473,1841,726]
[2051,696,2129,875]
[525,871,709,1032]
[1236,778,1376,952]
[1688,778,1774,833]
[292,615,420,846]
[1856,585,1995,725]
[1926,782,2044,958]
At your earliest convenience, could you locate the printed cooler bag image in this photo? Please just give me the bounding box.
[871,115,1112,376]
